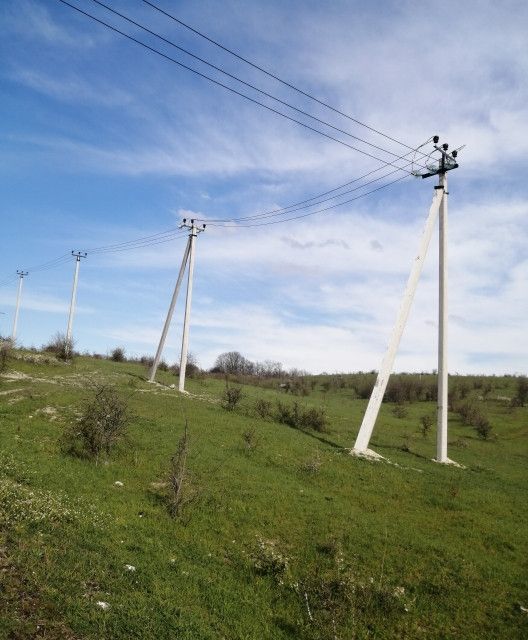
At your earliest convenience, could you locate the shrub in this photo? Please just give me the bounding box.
[222,381,243,411]
[252,537,290,579]
[455,400,493,440]
[420,414,434,438]
[301,407,328,432]
[474,413,492,440]
[0,339,13,373]
[242,427,259,452]
[254,398,272,419]
[513,376,528,407]
[166,422,196,517]
[275,401,328,432]
[110,347,126,362]
[392,404,408,419]
[296,550,410,638]
[63,383,132,459]
[300,452,323,474]
[43,332,75,361]
[276,401,301,428]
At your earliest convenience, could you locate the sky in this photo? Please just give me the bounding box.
[1,0,527,374]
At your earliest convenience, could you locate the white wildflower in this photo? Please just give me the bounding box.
[96,601,110,610]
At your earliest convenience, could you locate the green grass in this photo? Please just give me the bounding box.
[0,353,527,639]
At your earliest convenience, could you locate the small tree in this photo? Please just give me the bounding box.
[166,422,196,517]
[213,351,254,375]
[111,347,126,362]
[420,414,434,438]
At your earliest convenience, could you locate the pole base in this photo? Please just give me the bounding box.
[349,448,385,461]
[432,457,465,468]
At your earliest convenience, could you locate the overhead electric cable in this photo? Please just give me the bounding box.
[141,0,428,158]
[89,0,426,169]
[197,154,426,224]
[0,276,19,289]
[88,228,187,253]
[56,0,421,173]
[86,230,188,254]
[209,174,410,228]
[25,253,72,272]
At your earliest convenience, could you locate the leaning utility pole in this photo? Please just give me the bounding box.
[351,136,459,464]
[178,220,205,392]
[148,235,191,383]
[65,251,87,351]
[148,219,205,388]
[11,270,28,342]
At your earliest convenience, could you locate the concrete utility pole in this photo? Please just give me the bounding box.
[351,137,459,464]
[148,219,205,387]
[179,220,205,393]
[148,237,191,382]
[352,187,444,458]
[11,270,28,342]
[66,251,87,351]
[437,165,449,462]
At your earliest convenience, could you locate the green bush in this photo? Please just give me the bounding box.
[63,384,132,459]
[222,384,243,411]
[420,414,434,438]
[455,400,493,440]
[254,398,272,419]
[275,401,328,432]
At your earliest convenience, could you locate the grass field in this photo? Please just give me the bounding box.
[0,351,527,639]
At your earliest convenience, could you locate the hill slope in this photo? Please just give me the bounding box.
[1,355,527,639]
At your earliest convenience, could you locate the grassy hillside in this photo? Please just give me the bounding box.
[1,352,527,639]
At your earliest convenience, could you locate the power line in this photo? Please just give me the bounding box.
[88,0,427,170]
[86,230,188,253]
[0,276,19,289]
[141,0,427,157]
[0,171,406,285]
[210,174,410,227]
[25,253,72,272]
[198,152,427,224]
[56,0,422,174]
[87,228,187,253]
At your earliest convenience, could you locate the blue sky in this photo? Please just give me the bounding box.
[1,0,527,374]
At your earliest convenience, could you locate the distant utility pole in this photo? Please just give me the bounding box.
[66,251,87,351]
[148,219,205,390]
[11,270,28,342]
[178,220,205,393]
[352,136,460,464]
